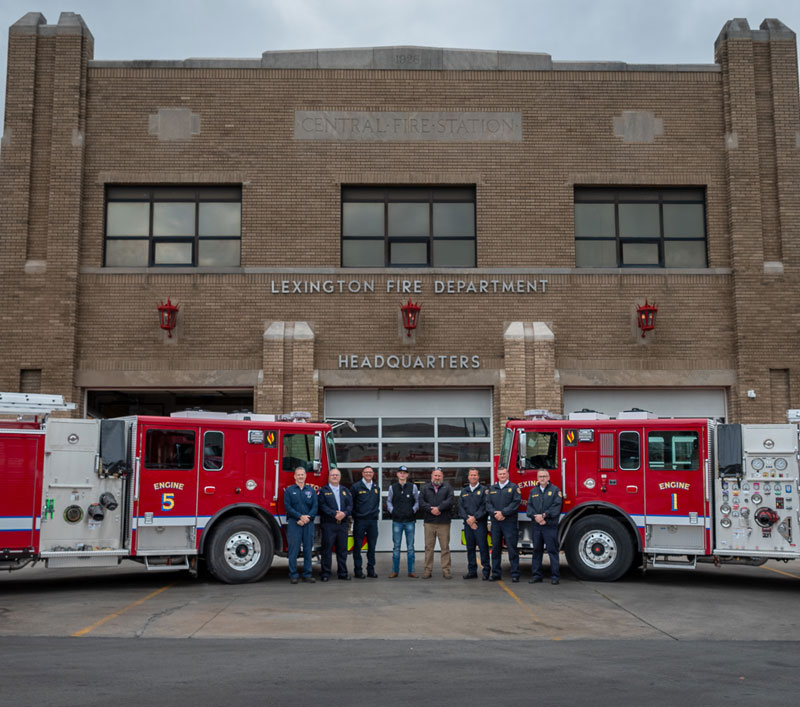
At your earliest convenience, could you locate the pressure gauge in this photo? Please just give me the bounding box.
[774,458,788,471]
[751,457,765,471]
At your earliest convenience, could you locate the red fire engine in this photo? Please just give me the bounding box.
[0,392,339,584]
[501,408,800,581]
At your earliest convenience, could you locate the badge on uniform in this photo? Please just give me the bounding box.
[548,491,552,496]
[477,491,481,495]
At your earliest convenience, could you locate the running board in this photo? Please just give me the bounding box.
[144,556,190,571]
[647,554,697,570]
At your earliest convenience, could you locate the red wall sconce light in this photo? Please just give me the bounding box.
[400,298,421,337]
[636,299,658,338]
[157,298,179,337]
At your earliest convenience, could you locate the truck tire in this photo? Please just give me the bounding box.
[205,516,274,584]
[565,515,634,582]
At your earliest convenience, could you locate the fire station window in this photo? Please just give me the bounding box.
[522,431,558,470]
[145,429,196,470]
[341,186,476,267]
[282,433,316,472]
[574,188,707,268]
[647,431,700,471]
[619,432,640,470]
[105,186,241,267]
[203,431,224,471]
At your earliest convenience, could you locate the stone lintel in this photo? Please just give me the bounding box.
[504,321,525,341]
[75,369,259,388]
[558,368,737,387]
[318,368,500,387]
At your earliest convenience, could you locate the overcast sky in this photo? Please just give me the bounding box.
[2,0,800,128]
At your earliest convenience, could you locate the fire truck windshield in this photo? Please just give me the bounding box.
[521,430,559,470]
[499,428,513,469]
[326,431,338,470]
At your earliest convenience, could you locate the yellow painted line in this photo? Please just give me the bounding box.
[760,565,800,580]
[497,580,562,641]
[72,581,177,637]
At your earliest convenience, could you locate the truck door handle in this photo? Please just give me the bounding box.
[626,485,638,493]
[204,486,216,495]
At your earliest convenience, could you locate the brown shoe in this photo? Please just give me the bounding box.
[388,572,398,578]
[443,573,452,579]
[408,573,418,578]
[422,572,432,579]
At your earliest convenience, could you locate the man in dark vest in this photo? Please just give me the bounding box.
[317,468,354,581]
[419,468,455,579]
[351,465,380,578]
[387,465,419,578]
[458,467,490,580]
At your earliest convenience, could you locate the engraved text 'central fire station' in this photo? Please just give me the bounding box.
[295,111,523,142]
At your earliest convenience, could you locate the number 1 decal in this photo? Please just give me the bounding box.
[671,493,678,511]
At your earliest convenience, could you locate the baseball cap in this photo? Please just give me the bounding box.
[397,465,409,473]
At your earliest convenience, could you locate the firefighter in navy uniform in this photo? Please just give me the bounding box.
[351,465,381,578]
[317,468,354,581]
[458,467,490,580]
[526,470,563,584]
[284,466,318,584]
[486,466,522,582]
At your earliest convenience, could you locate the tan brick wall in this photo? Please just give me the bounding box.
[2,17,799,440]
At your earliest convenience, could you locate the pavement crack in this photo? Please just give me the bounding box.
[135,601,189,638]
[588,584,679,641]
[188,600,236,638]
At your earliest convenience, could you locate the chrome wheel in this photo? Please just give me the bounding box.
[578,529,618,570]
[223,531,262,572]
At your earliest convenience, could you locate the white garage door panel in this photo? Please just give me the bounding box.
[563,388,727,421]
[324,388,492,551]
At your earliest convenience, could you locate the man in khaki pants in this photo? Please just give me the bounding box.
[419,468,455,578]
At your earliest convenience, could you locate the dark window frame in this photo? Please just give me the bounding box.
[104,185,242,268]
[341,185,476,268]
[574,187,707,268]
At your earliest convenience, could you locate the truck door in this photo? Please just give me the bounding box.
[0,428,44,552]
[135,424,198,554]
[574,427,645,520]
[276,429,324,547]
[643,424,708,553]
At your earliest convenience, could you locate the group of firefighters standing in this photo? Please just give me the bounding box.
[283,464,563,585]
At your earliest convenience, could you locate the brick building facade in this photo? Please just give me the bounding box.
[1,12,799,491]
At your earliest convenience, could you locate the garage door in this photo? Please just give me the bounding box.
[563,388,727,421]
[325,389,493,551]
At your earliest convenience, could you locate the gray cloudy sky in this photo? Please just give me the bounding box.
[2,0,800,127]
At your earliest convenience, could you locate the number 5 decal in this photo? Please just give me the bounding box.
[162,492,175,511]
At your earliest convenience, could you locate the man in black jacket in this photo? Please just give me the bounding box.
[458,467,490,580]
[387,465,419,578]
[351,465,380,578]
[318,468,354,581]
[486,466,522,582]
[526,470,563,584]
[419,468,455,579]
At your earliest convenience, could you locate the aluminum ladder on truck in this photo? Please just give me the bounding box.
[0,392,76,416]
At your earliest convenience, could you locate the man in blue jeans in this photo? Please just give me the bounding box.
[387,465,419,578]
[284,466,318,584]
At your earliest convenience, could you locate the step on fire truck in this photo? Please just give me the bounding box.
[501,408,800,581]
[0,392,338,583]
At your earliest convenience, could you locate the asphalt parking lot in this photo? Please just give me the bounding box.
[2,552,800,641]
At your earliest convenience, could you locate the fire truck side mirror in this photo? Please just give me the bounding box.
[313,433,322,474]
[517,431,527,470]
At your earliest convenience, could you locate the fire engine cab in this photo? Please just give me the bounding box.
[501,408,800,581]
[0,392,338,584]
